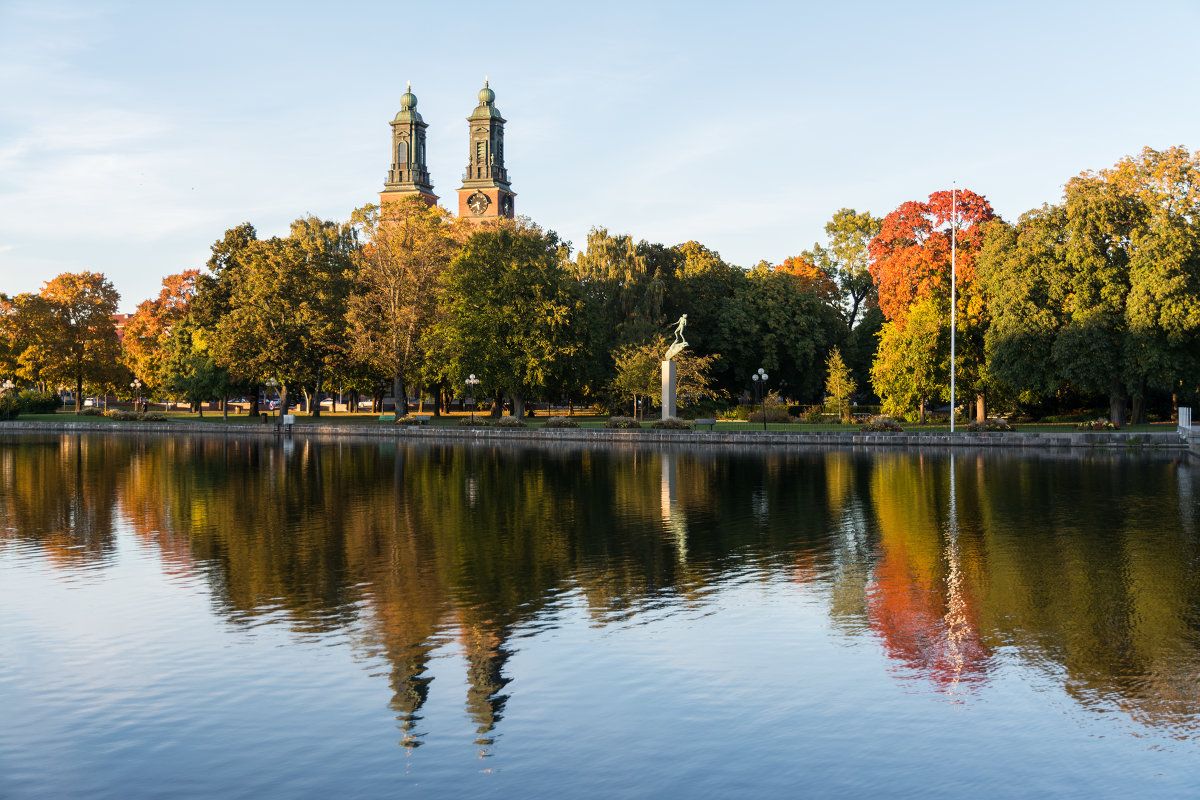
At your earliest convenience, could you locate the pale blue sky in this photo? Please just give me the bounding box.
[2,0,1197,311]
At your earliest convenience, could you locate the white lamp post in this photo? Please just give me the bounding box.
[465,374,481,424]
[750,367,769,431]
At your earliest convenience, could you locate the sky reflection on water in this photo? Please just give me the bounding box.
[1,434,1199,798]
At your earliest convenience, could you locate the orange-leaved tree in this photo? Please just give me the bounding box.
[123,270,202,394]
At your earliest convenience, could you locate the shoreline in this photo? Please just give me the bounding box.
[0,419,1192,453]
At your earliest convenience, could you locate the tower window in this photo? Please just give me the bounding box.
[397,142,408,163]
[476,141,485,164]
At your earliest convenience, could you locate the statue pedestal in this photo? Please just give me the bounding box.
[661,360,677,419]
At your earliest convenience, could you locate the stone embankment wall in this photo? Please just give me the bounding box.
[0,421,1190,451]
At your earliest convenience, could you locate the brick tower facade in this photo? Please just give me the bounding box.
[457,81,516,222]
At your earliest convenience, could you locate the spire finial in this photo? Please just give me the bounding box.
[407,80,411,91]
[485,75,489,87]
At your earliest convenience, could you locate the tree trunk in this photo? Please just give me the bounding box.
[918,397,926,425]
[75,376,83,413]
[490,393,503,418]
[310,378,321,419]
[392,373,407,417]
[511,391,525,419]
[279,385,289,420]
[1109,377,1126,427]
[249,385,260,418]
[975,391,986,423]
[1129,376,1147,425]
[222,394,229,421]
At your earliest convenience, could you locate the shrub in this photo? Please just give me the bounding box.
[493,416,527,428]
[605,416,641,429]
[17,390,62,414]
[542,416,579,428]
[728,404,754,421]
[967,419,1015,432]
[1077,418,1118,431]
[860,416,904,433]
[0,396,20,419]
[395,415,428,425]
[78,407,105,417]
[748,407,795,424]
[99,409,168,422]
[458,417,490,427]
[801,405,824,424]
[651,417,692,430]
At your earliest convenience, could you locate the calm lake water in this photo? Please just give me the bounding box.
[2,433,1199,798]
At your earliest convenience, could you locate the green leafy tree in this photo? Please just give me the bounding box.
[804,208,882,331]
[609,335,719,419]
[212,217,357,416]
[437,223,578,418]
[569,228,670,404]
[717,264,841,403]
[871,298,945,423]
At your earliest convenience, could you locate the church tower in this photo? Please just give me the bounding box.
[457,80,516,221]
[380,83,437,207]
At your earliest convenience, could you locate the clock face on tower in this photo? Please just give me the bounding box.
[467,191,490,216]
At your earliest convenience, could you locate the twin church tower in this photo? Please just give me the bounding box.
[379,81,515,222]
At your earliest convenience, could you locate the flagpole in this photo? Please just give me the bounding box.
[950,183,957,433]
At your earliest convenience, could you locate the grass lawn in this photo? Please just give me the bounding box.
[7,410,1177,436]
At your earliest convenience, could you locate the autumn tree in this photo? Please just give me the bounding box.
[122,270,202,395]
[436,223,578,419]
[348,197,464,418]
[35,273,122,411]
[869,189,996,421]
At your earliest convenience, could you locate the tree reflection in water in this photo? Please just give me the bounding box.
[2,434,1200,745]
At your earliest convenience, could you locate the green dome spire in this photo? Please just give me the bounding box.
[400,81,417,111]
[394,81,423,123]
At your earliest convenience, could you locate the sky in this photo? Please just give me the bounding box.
[2,0,1198,312]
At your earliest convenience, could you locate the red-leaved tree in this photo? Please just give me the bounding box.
[868,190,996,421]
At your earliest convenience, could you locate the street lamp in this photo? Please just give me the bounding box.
[265,378,279,421]
[750,367,769,431]
[465,374,480,424]
[130,378,142,413]
[1,379,14,421]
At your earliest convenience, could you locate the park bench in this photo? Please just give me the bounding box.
[378,413,396,421]
[694,418,717,431]
[410,414,432,424]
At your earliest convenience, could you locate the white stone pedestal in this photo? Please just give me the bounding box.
[661,360,677,419]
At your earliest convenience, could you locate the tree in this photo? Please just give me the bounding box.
[36,273,122,412]
[871,298,945,423]
[979,146,1200,424]
[978,207,1071,407]
[824,348,856,421]
[869,189,996,420]
[212,217,357,417]
[437,223,578,419]
[569,228,670,405]
[610,335,719,419]
[803,208,882,331]
[717,264,842,403]
[122,270,202,396]
[348,197,464,417]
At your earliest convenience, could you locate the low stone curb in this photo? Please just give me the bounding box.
[0,420,1189,450]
